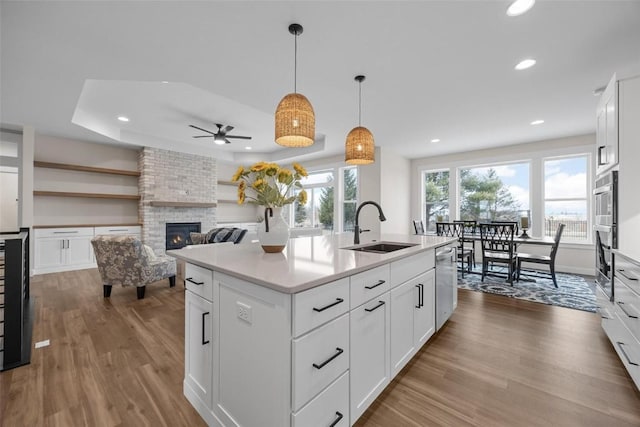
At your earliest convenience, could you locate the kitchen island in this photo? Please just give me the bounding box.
[168,233,456,427]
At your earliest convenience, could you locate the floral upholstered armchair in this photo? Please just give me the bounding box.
[91,235,177,299]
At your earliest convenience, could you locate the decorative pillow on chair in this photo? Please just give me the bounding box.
[189,232,207,245]
[142,244,157,260]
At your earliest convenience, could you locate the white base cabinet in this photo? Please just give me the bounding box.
[34,227,94,274]
[33,226,141,274]
[182,246,451,427]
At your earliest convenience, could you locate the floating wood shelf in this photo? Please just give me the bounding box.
[218,199,240,204]
[34,161,140,177]
[217,180,236,186]
[34,191,140,200]
[148,201,217,208]
[33,223,142,229]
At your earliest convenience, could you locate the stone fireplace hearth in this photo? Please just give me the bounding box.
[139,147,217,254]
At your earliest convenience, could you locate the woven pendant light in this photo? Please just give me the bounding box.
[275,23,315,147]
[345,75,374,164]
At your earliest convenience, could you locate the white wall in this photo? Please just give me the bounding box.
[0,170,18,232]
[410,134,596,275]
[358,147,383,236]
[380,148,410,234]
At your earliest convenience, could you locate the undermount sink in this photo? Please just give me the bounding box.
[345,241,418,254]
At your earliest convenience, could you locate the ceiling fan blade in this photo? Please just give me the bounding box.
[224,138,232,144]
[221,125,234,134]
[189,124,216,135]
[226,135,252,140]
[193,135,215,138]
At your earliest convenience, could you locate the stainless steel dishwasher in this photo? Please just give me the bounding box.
[436,243,457,330]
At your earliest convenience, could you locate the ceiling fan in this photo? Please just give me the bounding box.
[190,123,252,145]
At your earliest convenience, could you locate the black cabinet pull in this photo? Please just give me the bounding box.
[329,411,344,427]
[415,284,421,309]
[202,312,210,345]
[313,298,344,312]
[419,283,424,308]
[186,277,204,286]
[617,301,638,319]
[365,280,385,290]
[617,342,639,366]
[617,269,639,281]
[312,347,344,369]
[365,300,385,312]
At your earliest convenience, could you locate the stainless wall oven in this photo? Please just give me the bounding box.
[594,170,618,300]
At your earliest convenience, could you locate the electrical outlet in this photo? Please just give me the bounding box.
[236,301,252,324]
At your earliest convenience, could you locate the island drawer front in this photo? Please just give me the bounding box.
[292,371,349,427]
[185,263,214,301]
[94,225,141,236]
[389,249,435,288]
[615,255,640,296]
[615,281,640,339]
[350,264,391,309]
[292,313,349,411]
[293,277,350,337]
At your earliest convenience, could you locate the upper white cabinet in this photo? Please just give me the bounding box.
[617,75,640,261]
[596,74,618,176]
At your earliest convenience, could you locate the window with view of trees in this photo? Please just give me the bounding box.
[544,156,588,241]
[293,170,334,230]
[342,167,358,232]
[423,170,449,232]
[459,163,529,222]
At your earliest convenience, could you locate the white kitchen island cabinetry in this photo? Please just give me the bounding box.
[168,233,456,427]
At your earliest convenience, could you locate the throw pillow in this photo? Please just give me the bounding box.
[142,244,157,260]
[190,232,207,245]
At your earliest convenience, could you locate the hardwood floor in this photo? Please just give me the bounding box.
[1,269,639,426]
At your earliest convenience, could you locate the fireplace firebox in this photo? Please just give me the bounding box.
[166,222,201,250]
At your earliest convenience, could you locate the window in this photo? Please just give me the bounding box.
[423,170,449,232]
[544,155,589,241]
[459,162,530,222]
[292,169,334,231]
[342,167,358,232]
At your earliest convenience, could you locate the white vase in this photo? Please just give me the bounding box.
[257,206,290,253]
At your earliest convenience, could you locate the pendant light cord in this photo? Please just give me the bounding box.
[294,31,298,94]
[358,80,362,126]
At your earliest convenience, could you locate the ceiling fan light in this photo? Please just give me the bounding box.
[345,126,374,165]
[275,93,315,147]
[213,136,226,145]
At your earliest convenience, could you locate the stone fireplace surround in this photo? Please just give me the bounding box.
[139,147,217,254]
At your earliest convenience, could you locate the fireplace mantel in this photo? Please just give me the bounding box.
[148,201,217,208]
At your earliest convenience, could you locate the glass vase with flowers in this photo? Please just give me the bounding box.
[232,162,308,253]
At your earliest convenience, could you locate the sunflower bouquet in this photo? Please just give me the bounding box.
[231,162,308,208]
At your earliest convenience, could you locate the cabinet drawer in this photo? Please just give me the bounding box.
[35,227,94,238]
[389,250,435,288]
[615,282,640,340]
[615,255,640,296]
[292,313,349,411]
[292,371,349,427]
[350,264,390,309]
[94,225,141,236]
[293,278,350,337]
[608,312,640,389]
[185,263,213,301]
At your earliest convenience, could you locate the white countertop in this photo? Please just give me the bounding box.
[167,233,456,293]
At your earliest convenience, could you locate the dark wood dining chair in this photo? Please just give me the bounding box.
[454,220,477,268]
[436,222,473,277]
[413,220,425,235]
[516,223,565,287]
[479,223,517,284]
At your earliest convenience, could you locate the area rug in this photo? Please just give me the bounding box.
[457,267,597,312]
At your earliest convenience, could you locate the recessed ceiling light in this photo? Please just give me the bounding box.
[245,146,252,150]
[531,119,544,125]
[507,0,535,16]
[515,59,536,70]
[117,116,129,122]
[161,81,169,84]
[430,139,440,143]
